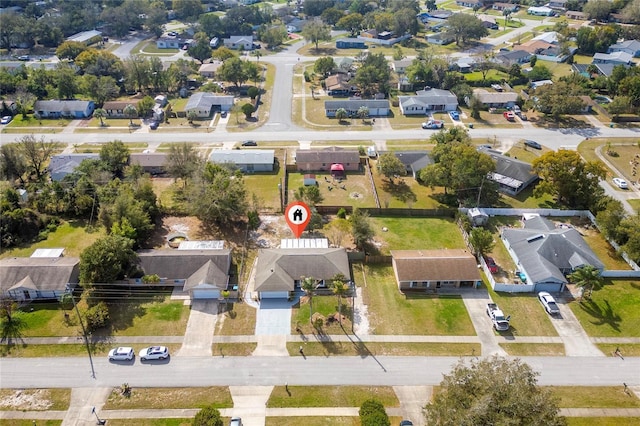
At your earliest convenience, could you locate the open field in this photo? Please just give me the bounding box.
[104,387,233,410]
[0,388,71,411]
[361,264,476,336]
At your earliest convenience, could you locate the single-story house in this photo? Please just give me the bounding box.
[254,248,350,299]
[185,92,234,117]
[286,18,308,33]
[478,147,539,195]
[592,51,634,66]
[156,37,191,49]
[391,249,481,292]
[389,151,432,179]
[501,215,605,293]
[515,40,556,55]
[548,0,567,9]
[34,100,95,119]
[392,59,414,74]
[325,74,356,96]
[479,15,499,30]
[426,32,455,45]
[66,30,102,45]
[325,99,390,117]
[336,38,367,49]
[427,10,453,20]
[492,2,519,12]
[49,153,100,181]
[572,62,630,78]
[565,11,587,20]
[496,49,532,65]
[527,6,554,16]
[334,57,355,72]
[208,149,275,173]
[455,57,478,73]
[0,256,80,301]
[129,153,168,175]
[295,146,360,172]
[608,40,640,58]
[530,79,554,90]
[468,89,518,109]
[531,31,559,44]
[223,35,253,50]
[456,0,483,7]
[399,88,458,115]
[137,249,232,299]
[198,61,223,78]
[102,100,140,118]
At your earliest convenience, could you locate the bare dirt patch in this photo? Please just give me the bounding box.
[0,389,54,410]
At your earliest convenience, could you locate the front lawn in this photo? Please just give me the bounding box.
[487,286,558,336]
[570,280,640,337]
[361,264,476,335]
[104,386,233,410]
[369,217,465,254]
[0,388,71,411]
[549,386,640,408]
[285,341,480,357]
[370,162,446,209]
[267,385,399,408]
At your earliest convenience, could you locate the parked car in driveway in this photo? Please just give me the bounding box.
[449,110,460,120]
[503,111,515,121]
[230,417,243,426]
[108,347,134,361]
[149,121,159,130]
[538,292,560,315]
[139,346,169,360]
[524,140,542,150]
[1,116,12,124]
[484,256,498,273]
[613,178,628,189]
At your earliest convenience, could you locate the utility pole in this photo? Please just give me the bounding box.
[66,285,96,379]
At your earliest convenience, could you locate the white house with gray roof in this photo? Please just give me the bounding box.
[608,40,640,57]
[325,99,389,117]
[469,89,518,109]
[501,215,604,293]
[223,35,253,50]
[49,153,100,181]
[185,92,234,117]
[208,149,275,172]
[399,88,458,115]
[34,100,95,119]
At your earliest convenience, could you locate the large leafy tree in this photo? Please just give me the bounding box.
[79,234,137,285]
[583,0,612,22]
[377,153,406,182]
[173,0,203,21]
[80,75,119,106]
[351,208,374,250]
[188,32,213,64]
[18,135,61,182]
[100,140,130,178]
[56,40,88,60]
[166,143,201,186]
[569,265,604,300]
[0,297,26,344]
[217,57,258,88]
[192,405,223,426]
[188,163,249,226]
[532,150,606,209]
[0,143,28,185]
[302,20,332,50]
[425,356,566,426]
[446,13,488,46]
[469,228,494,258]
[360,399,390,426]
[314,57,335,76]
[354,52,391,97]
[336,13,364,36]
[533,81,586,120]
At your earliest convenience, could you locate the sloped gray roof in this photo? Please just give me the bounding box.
[137,249,231,282]
[0,257,80,293]
[129,153,168,168]
[386,151,432,174]
[34,100,92,112]
[325,99,389,109]
[502,217,604,285]
[254,248,350,292]
[209,149,275,165]
[402,90,458,107]
[609,39,640,51]
[49,154,100,177]
[185,92,234,110]
[473,90,518,104]
[184,260,228,291]
[295,146,360,164]
[478,147,538,189]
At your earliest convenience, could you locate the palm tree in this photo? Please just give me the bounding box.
[0,297,25,344]
[503,10,512,31]
[335,108,348,123]
[569,265,604,300]
[301,276,315,324]
[187,110,198,124]
[93,108,106,127]
[331,274,350,326]
[123,104,137,126]
[357,106,369,123]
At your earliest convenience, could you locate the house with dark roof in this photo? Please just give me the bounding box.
[254,248,351,299]
[399,88,458,115]
[501,215,604,293]
[102,100,140,118]
[198,61,223,78]
[137,249,231,299]
[608,40,640,58]
[572,63,630,78]
[496,49,532,65]
[566,10,587,20]
[387,151,432,179]
[324,99,390,117]
[391,249,481,292]
[185,92,234,117]
[468,89,518,109]
[208,149,275,173]
[129,153,168,175]
[325,74,356,96]
[336,38,367,49]
[49,153,100,181]
[592,51,634,66]
[295,146,361,173]
[0,256,80,301]
[478,147,539,195]
[34,100,95,119]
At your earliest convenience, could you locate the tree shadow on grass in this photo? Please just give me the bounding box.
[577,298,622,333]
[380,178,416,203]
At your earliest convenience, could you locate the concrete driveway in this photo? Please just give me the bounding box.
[255,299,292,336]
[550,298,604,357]
[462,290,508,357]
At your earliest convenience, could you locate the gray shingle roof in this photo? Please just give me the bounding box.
[137,249,231,283]
[34,100,92,112]
[185,92,234,110]
[478,147,538,189]
[502,216,604,285]
[254,248,350,292]
[129,153,168,168]
[295,146,360,164]
[325,99,389,109]
[209,149,275,165]
[0,257,80,293]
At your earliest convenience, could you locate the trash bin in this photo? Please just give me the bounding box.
[468,123,474,129]
[609,123,615,128]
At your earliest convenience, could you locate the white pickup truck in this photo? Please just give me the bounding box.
[421,120,444,129]
[486,303,510,331]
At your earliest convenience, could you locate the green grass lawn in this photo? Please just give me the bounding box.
[292,293,353,334]
[0,388,71,411]
[629,199,640,213]
[104,387,233,410]
[370,162,446,209]
[0,421,62,426]
[102,421,191,426]
[288,171,377,209]
[103,294,189,337]
[0,343,182,358]
[361,264,476,335]
[487,286,558,336]
[285,341,480,357]
[267,385,399,408]
[570,280,640,337]
[214,302,256,336]
[549,386,640,408]
[6,115,72,128]
[212,342,257,356]
[369,217,466,254]
[566,419,640,426]
[243,151,286,212]
[597,344,640,357]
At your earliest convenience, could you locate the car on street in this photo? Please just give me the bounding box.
[1,116,12,124]
[241,140,257,146]
[422,120,444,129]
[613,178,628,189]
[484,256,498,273]
[524,140,542,150]
[449,110,460,120]
[538,291,560,315]
[139,346,169,361]
[108,347,134,361]
[149,121,159,130]
[230,417,243,426]
[18,55,30,61]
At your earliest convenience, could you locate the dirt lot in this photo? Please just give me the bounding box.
[0,389,54,410]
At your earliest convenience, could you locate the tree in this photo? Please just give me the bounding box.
[532,150,606,209]
[217,57,252,88]
[336,13,364,37]
[302,20,332,50]
[0,143,28,185]
[137,96,155,118]
[56,40,88,60]
[166,143,201,186]
[351,208,374,250]
[502,9,512,31]
[608,95,631,120]
[377,153,406,182]
[354,53,391,97]
[360,399,390,426]
[533,82,586,121]
[54,65,79,99]
[0,297,26,344]
[186,110,198,124]
[446,13,488,46]
[357,106,369,122]
[335,108,348,122]
[426,0,437,12]
[622,0,640,24]
[100,140,130,178]
[188,34,213,64]
[331,275,350,325]
[173,0,203,21]
[261,25,287,49]
[241,103,255,119]
[583,0,612,22]
[124,104,138,126]
[93,108,106,127]
[322,7,345,26]
[314,57,335,76]
[79,234,137,284]
[295,185,323,206]
[595,198,626,242]
[324,218,351,248]
[211,47,236,61]
[81,75,119,106]
[569,265,604,300]
[19,135,61,181]
[469,228,494,258]
[192,405,223,426]
[301,276,316,324]
[425,356,565,426]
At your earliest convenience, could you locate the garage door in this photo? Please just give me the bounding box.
[260,291,289,299]
[192,289,221,299]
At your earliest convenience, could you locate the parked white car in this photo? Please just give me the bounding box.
[613,178,628,189]
[139,346,169,361]
[538,292,560,315]
[108,347,134,361]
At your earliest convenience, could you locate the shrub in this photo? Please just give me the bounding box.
[84,301,109,331]
[193,405,223,426]
[359,399,390,426]
[337,208,347,219]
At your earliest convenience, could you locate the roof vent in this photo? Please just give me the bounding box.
[526,234,544,243]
